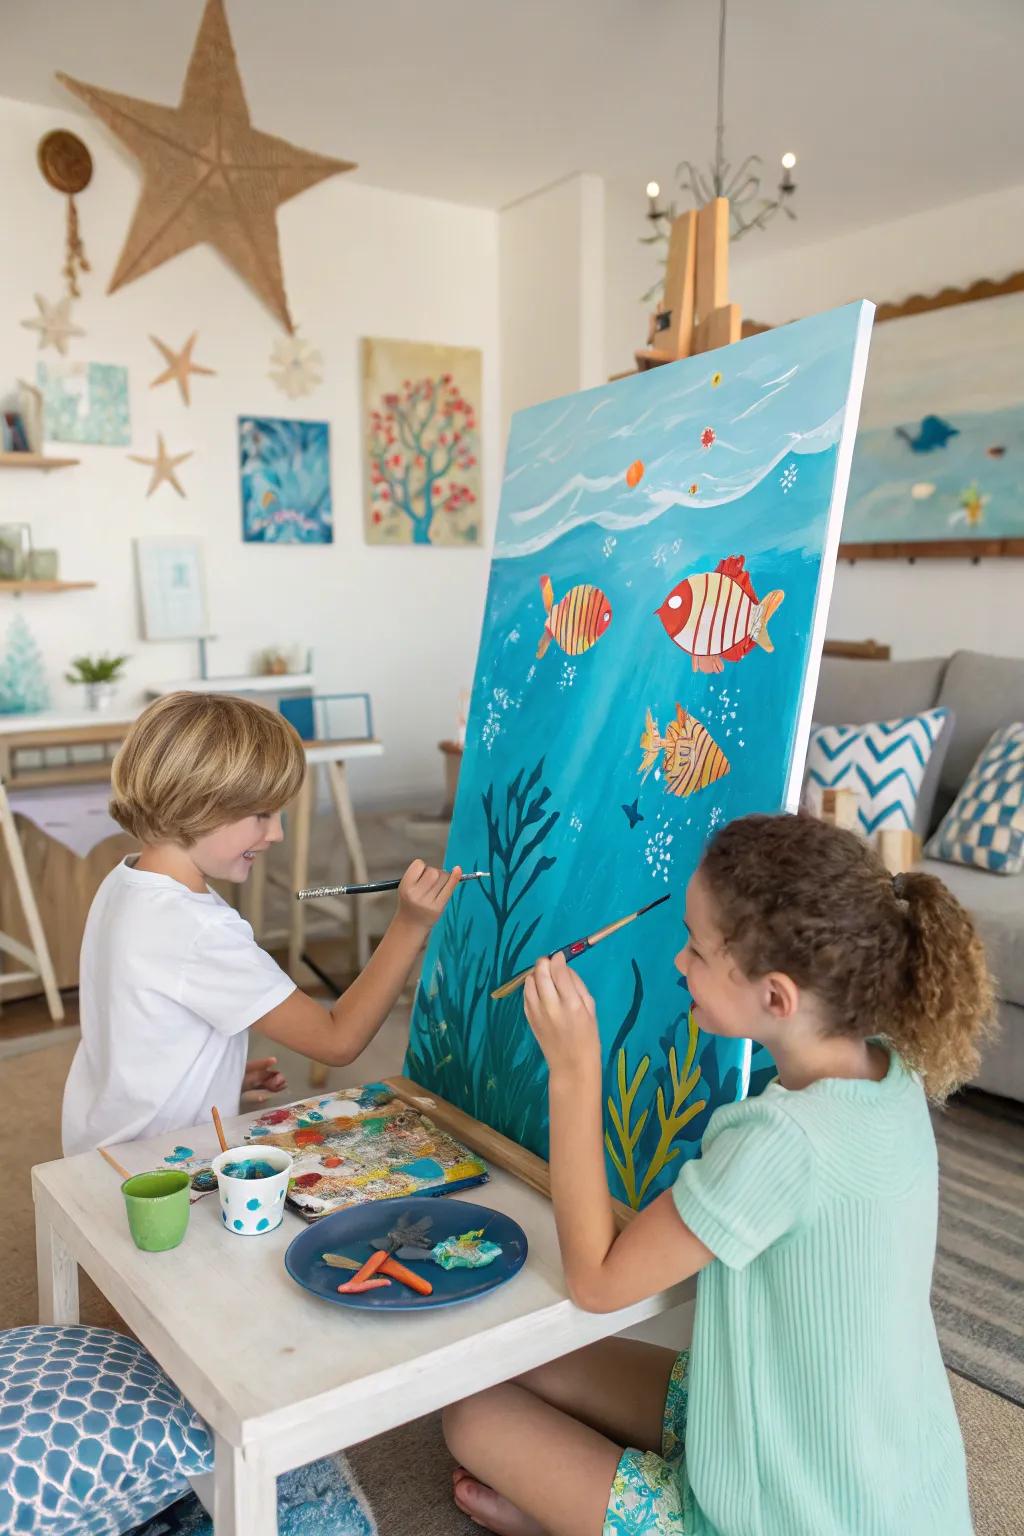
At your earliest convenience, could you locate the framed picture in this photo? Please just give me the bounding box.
[38,361,131,446]
[361,337,482,547]
[135,538,210,641]
[238,417,332,544]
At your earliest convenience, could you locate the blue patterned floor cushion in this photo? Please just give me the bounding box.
[803,709,949,836]
[0,1327,213,1536]
[926,722,1024,875]
[126,1454,375,1536]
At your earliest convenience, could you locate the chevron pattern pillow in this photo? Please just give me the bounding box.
[804,709,950,837]
[926,723,1024,875]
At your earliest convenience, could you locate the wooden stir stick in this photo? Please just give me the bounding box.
[98,1145,131,1180]
[211,1105,229,1153]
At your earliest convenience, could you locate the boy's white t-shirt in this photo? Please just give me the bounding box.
[62,857,296,1157]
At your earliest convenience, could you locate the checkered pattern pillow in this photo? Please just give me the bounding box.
[926,723,1024,875]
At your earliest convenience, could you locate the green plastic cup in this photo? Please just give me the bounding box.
[121,1170,191,1252]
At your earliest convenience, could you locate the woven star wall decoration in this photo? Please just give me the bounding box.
[149,332,216,405]
[57,0,356,333]
[20,293,85,354]
[128,433,193,498]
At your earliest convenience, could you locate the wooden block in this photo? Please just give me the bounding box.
[384,1075,637,1228]
[820,787,861,832]
[877,828,922,876]
[695,197,730,320]
[658,210,696,360]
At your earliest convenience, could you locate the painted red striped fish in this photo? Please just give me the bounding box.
[536,576,613,660]
[656,555,784,675]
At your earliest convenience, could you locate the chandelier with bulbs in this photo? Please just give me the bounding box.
[641,0,798,299]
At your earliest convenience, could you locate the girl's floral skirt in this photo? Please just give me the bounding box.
[604,1350,691,1536]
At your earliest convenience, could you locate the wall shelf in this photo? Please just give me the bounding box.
[0,452,80,471]
[0,581,96,594]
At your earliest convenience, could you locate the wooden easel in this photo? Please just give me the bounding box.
[0,780,63,1022]
[634,196,741,371]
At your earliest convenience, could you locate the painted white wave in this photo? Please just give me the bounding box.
[495,408,846,559]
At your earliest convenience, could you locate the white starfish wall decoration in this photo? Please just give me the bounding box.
[20,293,85,354]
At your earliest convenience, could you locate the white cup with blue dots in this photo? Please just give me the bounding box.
[212,1146,293,1235]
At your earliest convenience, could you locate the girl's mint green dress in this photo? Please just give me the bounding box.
[607,1047,972,1535]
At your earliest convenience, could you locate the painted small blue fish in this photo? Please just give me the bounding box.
[895,415,959,453]
[622,798,644,829]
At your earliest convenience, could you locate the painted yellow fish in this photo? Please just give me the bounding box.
[638,704,730,798]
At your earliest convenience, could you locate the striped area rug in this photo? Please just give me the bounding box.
[932,1091,1024,1405]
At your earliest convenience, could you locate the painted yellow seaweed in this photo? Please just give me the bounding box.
[637,1011,706,1204]
[605,1048,651,1209]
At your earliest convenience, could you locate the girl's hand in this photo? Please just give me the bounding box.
[523,952,601,1082]
[396,859,462,932]
[242,1056,287,1105]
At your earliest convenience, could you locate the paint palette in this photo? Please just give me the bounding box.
[284,1197,528,1312]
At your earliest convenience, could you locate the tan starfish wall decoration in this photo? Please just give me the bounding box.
[57,0,356,333]
[150,333,216,406]
[20,293,85,354]
[128,433,193,498]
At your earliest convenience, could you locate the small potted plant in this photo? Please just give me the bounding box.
[65,653,130,712]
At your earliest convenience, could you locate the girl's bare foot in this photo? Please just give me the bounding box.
[452,1467,547,1536]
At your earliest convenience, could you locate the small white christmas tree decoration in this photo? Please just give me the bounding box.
[269,333,324,399]
[0,611,50,712]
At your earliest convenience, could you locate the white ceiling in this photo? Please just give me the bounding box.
[2,0,1022,248]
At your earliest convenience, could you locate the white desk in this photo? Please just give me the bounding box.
[33,1103,691,1536]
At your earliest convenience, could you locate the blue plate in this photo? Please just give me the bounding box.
[284,1196,528,1311]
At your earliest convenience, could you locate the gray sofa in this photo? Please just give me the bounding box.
[813,650,1024,1103]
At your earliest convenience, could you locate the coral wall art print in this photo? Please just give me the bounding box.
[405,302,874,1208]
[239,416,332,544]
[362,337,481,546]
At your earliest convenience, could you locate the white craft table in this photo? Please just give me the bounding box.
[32,1103,692,1536]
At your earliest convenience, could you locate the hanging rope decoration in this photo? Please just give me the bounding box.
[37,130,93,298]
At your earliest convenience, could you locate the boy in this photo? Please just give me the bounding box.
[62,691,459,1155]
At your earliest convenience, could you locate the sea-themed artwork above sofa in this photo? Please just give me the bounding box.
[405,301,874,1210]
[842,277,1024,557]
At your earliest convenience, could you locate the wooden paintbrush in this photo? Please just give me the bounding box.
[98,1145,131,1180]
[491,892,672,999]
[211,1106,229,1154]
[297,871,490,900]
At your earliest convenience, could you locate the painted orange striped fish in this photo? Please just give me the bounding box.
[536,576,613,660]
[656,555,784,675]
[639,704,730,798]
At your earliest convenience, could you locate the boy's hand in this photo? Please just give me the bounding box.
[523,952,600,1081]
[396,860,462,933]
[242,1056,287,1105]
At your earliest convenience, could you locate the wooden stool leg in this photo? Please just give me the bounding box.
[326,761,370,971]
[0,787,63,1022]
[287,771,313,980]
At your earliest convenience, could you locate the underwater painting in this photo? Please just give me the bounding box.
[406,302,874,1208]
[239,416,332,544]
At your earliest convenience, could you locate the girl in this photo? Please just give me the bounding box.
[443,812,992,1536]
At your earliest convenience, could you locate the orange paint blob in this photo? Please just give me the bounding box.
[626,459,644,488]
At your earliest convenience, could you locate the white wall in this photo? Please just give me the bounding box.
[500,174,605,435]
[605,179,1024,662]
[0,96,500,807]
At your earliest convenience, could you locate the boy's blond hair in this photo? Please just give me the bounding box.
[110,692,306,845]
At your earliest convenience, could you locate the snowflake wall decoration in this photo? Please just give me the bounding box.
[269,333,324,399]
